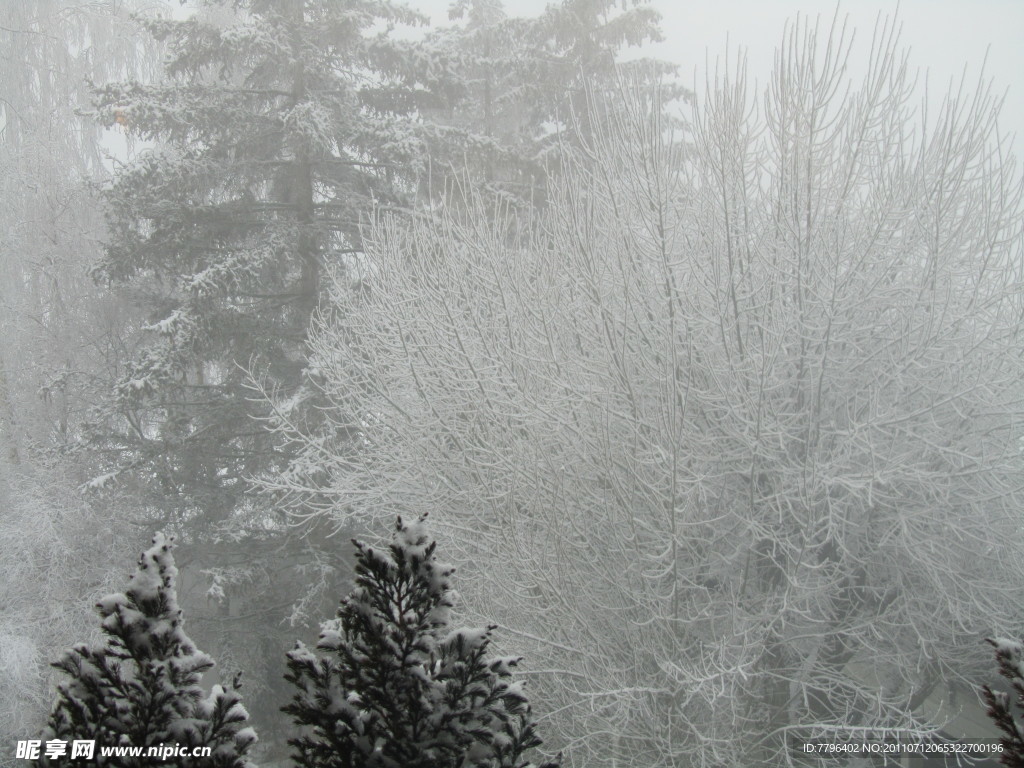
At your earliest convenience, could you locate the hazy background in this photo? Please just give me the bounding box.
[413,0,1024,149]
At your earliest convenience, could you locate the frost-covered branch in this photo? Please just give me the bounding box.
[265,11,1024,767]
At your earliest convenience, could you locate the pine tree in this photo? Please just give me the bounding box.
[86,0,455,522]
[284,515,560,768]
[984,638,1024,767]
[36,533,256,768]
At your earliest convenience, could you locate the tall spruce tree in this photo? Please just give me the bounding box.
[36,533,256,768]
[284,515,560,768]
[87,0,451,522]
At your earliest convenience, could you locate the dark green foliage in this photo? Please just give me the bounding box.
[284,515,560,768]
[36,534,256,768]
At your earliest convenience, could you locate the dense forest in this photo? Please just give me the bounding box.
[2,1,1024,767]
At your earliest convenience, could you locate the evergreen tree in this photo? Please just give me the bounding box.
[984,638,1024,767]
[284,515,560,768]
[86,0,452,523]
[36,533,256,767]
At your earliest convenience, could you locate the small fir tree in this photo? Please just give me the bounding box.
[36,533,256,767]
[984,638,1024,767]
[284,515,560,768]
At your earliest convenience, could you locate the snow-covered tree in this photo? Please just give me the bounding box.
[284,515,559,768]
[266,11,1024,767]
[84,0,472,525]
[36,533,256,767]
[984,639,1024,767]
